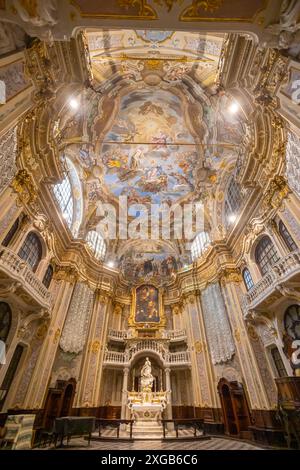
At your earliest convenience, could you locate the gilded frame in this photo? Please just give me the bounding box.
[128,282,166,329]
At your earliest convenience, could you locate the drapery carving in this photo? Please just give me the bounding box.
[286,131,300,199]
[201,282,235,365]
[59,282,94,354]
[0,126,17,195]
[281,206,300,242]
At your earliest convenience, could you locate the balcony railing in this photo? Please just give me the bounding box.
[107,329,187,342]
[103,346,191,367]
[162,329,187,340]
[103,351,126,365]
[242,250,300,315]
[107,329,134,340]
[167,351,191,365]
[0,246,52,309]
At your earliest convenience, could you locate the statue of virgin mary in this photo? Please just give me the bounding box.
[140,357,154,392]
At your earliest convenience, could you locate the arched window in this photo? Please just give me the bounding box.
[0,302,11,342]
[278,220,297,252]
[255,236,280,276]
[191,231,211,261]
[53,174,73,228]
[86,231,106,261]
[42,264,54,288]
[1,217,19,247]
[242,268,254,291]
[18,232,42,272]
[53,158,83,238]
[225,177,242,225]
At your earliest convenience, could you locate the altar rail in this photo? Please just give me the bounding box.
[0,246,52,309]
[104,349,191,366]
[242,250,300,315]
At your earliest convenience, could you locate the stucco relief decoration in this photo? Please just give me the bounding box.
[281,206,300,242]
[59,282,94,354]
[0,60,30,102]
[285,131,300,199]
[201,282,235,364]
[0,126,17,195]
[12,0,58,39]
[71,0,157,19]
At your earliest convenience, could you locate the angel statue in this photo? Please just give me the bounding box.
[140,357,154,392]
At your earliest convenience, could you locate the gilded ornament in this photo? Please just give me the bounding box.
[234,328,241,343]
[153,0,183,12]
[11,169,37,204]
[91,340,101,353]
[35,323,48,340]
[182,0,223,16]
[53,328,61,344]
[219,267,241,284]
[194,340,203,353]
[113,303,123,315]
[247,325,259,341]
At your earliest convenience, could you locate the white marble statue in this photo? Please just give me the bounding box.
[263,0,300,60]
[12,0,58,27]
[140,357,154,392]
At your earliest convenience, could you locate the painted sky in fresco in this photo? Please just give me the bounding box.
[100,89,198,205]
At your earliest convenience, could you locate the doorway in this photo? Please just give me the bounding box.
[217,378,251,437]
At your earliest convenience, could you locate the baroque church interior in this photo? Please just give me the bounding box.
[0,0,300,451]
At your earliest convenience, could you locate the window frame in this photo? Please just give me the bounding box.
[255,236,280,276]
[18,231,42,272]
[278,220,297,252]
[42,264,54,288]
[86,230,106,261]
[242,268,254,291]
[191,231,211,262]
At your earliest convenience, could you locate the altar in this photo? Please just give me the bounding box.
[126,358,168,438]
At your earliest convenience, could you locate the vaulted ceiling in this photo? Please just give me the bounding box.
[55,29,248,284]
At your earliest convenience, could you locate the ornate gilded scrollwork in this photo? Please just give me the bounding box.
[180,0,223,20]
[218,267,241,285]
[11,169,37,205]
[153,0,184,12]
[263,175,290,210]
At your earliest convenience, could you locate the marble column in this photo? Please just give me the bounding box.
[121,367,130,420]
[27,275,75,408]
[76,292,111,407]
[220,275,272,409]
[165,367,172,418]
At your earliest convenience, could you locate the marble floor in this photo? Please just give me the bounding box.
[46,437,263,451]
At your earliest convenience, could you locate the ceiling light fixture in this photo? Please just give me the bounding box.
[228,101,239,114]
[69,98,79,110]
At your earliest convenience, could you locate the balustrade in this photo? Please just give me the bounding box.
[0,246,52,308]
[242,250,300,314]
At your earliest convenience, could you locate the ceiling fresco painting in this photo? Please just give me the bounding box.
[117,241,190,285]
[54,28,247,284]
[101,89,199,206]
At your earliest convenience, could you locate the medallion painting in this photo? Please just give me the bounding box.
[135,285,160,323]
[118,242,189,284]
[101,89,198,206]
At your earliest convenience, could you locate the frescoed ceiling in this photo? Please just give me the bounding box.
[55,28,248,283]
[87,29,223,88]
